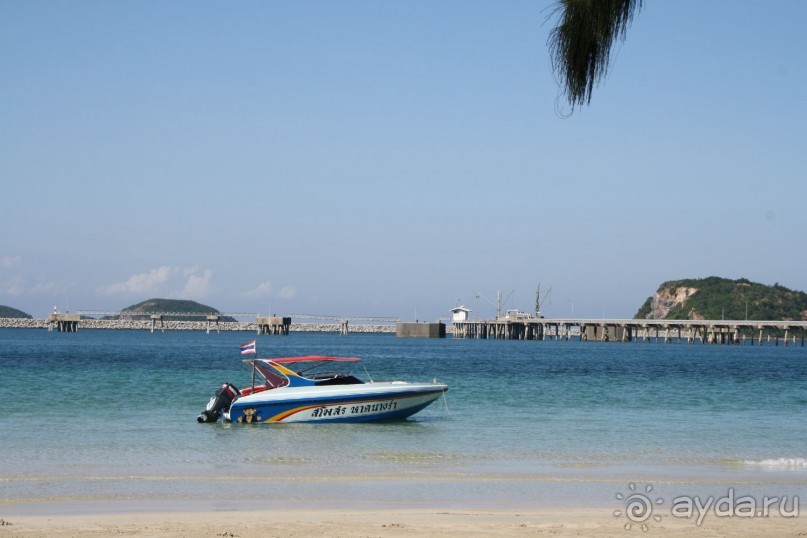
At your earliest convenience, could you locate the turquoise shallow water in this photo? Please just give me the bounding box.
[1,329,805,512]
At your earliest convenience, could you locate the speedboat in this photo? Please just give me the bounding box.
[197,355,448,424]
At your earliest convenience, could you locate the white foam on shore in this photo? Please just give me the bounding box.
[743,458,807,468]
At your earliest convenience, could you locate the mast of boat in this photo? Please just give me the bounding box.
[251,359,257,392]
[251,341,258,391]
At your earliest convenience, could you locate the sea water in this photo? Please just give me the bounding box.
[1,329,805,513]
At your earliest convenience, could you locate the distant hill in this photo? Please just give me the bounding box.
[114,298,237,322]
[635,277,807,321]
[0,305,33,319]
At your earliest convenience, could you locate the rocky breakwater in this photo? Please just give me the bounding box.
[0,318,46,329]
[290,323,395,334]
[0,318,395,333]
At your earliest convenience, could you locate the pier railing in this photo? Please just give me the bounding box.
[39,311,400,334]
[452,318,807,346]
[75,310,259,319]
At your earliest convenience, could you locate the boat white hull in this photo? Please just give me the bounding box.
[224,382,447,424]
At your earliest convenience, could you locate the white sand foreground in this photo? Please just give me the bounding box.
[0,508,804,537]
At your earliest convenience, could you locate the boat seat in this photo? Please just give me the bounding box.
[315,374,364,386]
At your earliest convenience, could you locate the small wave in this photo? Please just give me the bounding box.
[743,458,807,468]
[363,452,463,464]
[244,456,312,465]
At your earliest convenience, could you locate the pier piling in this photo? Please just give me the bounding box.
[256,316,291,335]
[150,314,164,333]
[47,313,80,332]
[451,318,806,347]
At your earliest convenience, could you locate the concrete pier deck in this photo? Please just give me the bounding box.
[453,318,807,346]
[46,313,80,332]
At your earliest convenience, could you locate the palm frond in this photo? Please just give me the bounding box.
[548,0,643,109]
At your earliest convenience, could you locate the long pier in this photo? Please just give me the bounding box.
[453,318,807,346]
[8,311,400,334]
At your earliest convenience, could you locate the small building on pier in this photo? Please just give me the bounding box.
[450,306,471,323]
[47,313,80,332]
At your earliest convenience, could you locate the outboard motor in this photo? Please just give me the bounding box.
[197,383,240,423]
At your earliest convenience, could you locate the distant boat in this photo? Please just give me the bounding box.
[197,355,448,424]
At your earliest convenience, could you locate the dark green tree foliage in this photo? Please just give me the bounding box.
[548,0,643,109]
[635,296,653,319]
[635,277,807,321]
[0,305,33,318]
[119,298,236,322]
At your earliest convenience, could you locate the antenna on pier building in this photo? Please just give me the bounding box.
[476,290,512,318]
[535,284,551,318]
[535,286,540,317]
[498,289,514,316]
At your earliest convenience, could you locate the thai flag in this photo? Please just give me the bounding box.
[240,340,257,355]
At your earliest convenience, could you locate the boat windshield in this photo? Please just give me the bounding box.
[242,360,288,388]
[285,360,364,385]
[243,357,365,387]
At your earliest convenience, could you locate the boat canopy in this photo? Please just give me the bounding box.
[242,356,364,389]
[268,356,361,364]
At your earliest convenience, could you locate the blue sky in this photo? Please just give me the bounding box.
[2,1,805,320]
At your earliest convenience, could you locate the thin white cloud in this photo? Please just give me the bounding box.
[244,281,273,298]
[180,270,213,299]
[98,266,177,295]
[1,255,21,269]
[0,268,71,297]
[2,276,24,296]
[277,286,297,300]
[29,281,68,295]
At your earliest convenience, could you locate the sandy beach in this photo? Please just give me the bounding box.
[0,507,803,537]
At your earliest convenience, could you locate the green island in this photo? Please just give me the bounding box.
[0,305,33,319]
[112,298,237,322]
[635,277,807,321]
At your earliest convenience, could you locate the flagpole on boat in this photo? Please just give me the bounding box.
[251,341,257,392]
